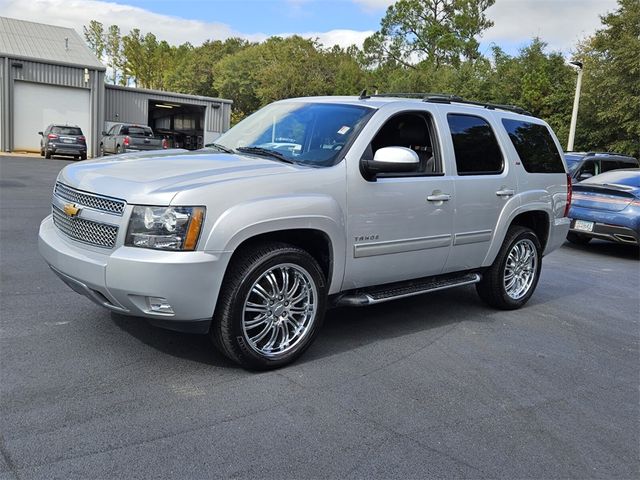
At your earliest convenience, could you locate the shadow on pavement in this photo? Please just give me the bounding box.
[111,313,240,369]
[563,240,639,261]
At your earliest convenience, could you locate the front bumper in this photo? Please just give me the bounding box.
[38,215,231,325]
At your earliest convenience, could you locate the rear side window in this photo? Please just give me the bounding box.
[51,126,82,136]
[447,114,503,175]
[121,126,153,137]
[502,119,564,173]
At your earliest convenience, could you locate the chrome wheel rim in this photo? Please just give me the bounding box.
[504,238,538,300]
[242,263,317,358]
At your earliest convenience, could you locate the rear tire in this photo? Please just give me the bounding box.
[567,232,591,245]
[80,153,87,160]
[211,242,327,370]
[476,226,542,310]
[45,150,52,159]
[40,148,44,157]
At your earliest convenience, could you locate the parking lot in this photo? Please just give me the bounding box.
[0,155,638,479]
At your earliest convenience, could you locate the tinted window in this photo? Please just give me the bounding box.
[215,102,373,167]
[502,119,564,173]
[51,126,82,136]
[448,114,503,175]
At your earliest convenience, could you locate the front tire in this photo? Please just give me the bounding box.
[476,226,542,310]
[211,242,327,370]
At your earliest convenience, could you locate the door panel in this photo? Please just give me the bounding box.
[344,175,455,289]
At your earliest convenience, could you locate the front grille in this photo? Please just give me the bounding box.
[54,182,125,215]
[52,206,119,248]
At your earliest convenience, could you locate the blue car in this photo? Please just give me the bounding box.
[567,169,640,246]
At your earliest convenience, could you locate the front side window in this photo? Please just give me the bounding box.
[447,114,503,175]
[364,112,440,176]
[215,102,373,167]
[501,119,564,173]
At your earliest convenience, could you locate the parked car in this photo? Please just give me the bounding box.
[39,124,87,160]
[567,168,640,246]
[39,94,571,370]
[565,151,638,182]
[100,123,168,155]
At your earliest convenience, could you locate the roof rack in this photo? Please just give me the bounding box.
[360,91,532,116]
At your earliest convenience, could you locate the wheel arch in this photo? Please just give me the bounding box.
[483,205,551,267]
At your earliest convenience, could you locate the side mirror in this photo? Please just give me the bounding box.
[101,131,108,136]
[38,131,43,136]
[578,172,593,181]
[361,146,420,181]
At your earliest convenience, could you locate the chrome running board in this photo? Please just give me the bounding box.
[334,273,481,307]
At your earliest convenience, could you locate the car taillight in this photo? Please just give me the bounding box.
[78,135,86,144]
[563,173,572,217]
[162,138,168,149]
[123,136,130,146]
[47,134,58,139]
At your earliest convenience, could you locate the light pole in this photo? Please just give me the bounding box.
[567,60,583,152]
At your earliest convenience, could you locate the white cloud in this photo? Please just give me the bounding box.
[483,0,618,53]
[0,0,265,45]
[351,0,617,53]
[0,0,371,50]
[305,29,375,48]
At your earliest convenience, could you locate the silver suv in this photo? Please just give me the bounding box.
[39,94,571,369]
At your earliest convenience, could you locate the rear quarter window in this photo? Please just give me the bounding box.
[502,119,565,173]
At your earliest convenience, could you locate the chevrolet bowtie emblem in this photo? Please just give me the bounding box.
[63,203,81,217]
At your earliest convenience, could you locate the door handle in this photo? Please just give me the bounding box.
[496,189,515,197]
[427,193,451,202]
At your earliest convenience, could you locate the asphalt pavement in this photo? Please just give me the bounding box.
[1,155,638,479]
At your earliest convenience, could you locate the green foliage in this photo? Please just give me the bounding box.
[573,0,639,157]
[83,20,105,59]
[363,0,495,69]
[79,0,638,156]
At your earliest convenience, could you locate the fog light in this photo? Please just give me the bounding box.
[147,296,174,314]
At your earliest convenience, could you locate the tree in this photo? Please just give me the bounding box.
[122,29,145,87]
[83,20,105,60]
[363,0,495,69]
[105,25,122,85]
[574,0,639,157]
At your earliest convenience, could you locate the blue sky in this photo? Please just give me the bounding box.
[0,0,620,57]
[121,0,382,33]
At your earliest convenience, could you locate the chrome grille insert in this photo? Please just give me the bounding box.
[52,206,119,248]
[54,182,125,215]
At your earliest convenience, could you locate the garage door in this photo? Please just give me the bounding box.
[13,81,91,154]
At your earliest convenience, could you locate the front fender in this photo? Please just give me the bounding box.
[203,195,346,293]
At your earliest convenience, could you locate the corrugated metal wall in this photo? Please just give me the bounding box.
[10,59,90,88]
[105,85,231,134]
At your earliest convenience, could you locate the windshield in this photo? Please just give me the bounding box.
[214,102,373,167]
[564,154,583,173]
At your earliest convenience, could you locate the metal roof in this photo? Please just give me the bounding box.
[0,16,105,70]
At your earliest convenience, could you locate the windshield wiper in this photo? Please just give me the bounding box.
[206,143,235,154]
[236,146,295,164]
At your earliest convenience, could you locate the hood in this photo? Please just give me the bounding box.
[58,151,300,205]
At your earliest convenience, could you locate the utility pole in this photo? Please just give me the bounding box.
[567,61,583,152]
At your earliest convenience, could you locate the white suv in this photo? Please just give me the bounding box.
[39,94,571,369]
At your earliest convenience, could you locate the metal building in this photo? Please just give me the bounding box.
[0,17,105,157]
[0,16,232,157]
[105,85,232,150]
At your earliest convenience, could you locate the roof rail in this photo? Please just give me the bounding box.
[360,91,533,116]
[422,94,532,116]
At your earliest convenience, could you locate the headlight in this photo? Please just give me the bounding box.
[125,206,205,251]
